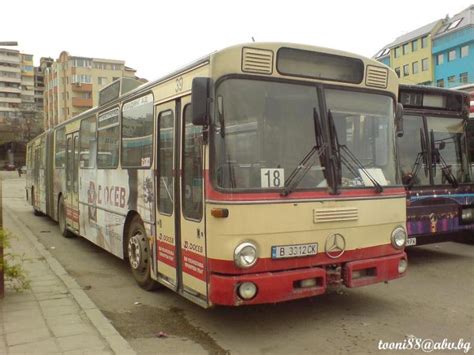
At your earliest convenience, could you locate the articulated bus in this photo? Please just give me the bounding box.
[26,43,408,307]
[398,85,473,246]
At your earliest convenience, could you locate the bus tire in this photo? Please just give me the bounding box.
[125,215,159,291]
[58,196,73,238]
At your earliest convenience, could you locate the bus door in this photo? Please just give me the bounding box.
[179,96,207,301]
[155,102,179,289]
[65,132,80,232]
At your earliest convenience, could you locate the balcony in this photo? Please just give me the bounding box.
[0,97,21,104]
[71,83,92,92]
[0,54,20,64]
[0,86,21,94]
[72,97,92,107]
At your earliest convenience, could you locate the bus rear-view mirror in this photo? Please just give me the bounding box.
[192,77,211,126]
[395,103,404,137]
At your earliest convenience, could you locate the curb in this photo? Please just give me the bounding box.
[4,207,137,355]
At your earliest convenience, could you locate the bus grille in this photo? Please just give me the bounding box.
[313,207,359,223]
[242,47,273,75]
[365,65,388,88]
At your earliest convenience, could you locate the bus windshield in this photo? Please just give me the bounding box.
[428,117,470,184]
[212,78,397,192]
[325,89,397,189]
[398,115,430,186]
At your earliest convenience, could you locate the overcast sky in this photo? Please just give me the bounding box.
[1,0,472,81]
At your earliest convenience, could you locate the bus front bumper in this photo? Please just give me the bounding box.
[209,252,407,306]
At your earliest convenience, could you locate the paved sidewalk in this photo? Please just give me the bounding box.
[0,207,136,354]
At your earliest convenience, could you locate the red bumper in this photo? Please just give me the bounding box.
[209,252,407,306]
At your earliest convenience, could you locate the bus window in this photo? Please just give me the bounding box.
[122,93,153,168]
[80,116,97,169]
[158,110,174,214]
[428,117,466,184]
[74,135,79,193]
[97,108,120,169]
[55,127,66,168]
[66,137,72,187]
[182,105,203,220]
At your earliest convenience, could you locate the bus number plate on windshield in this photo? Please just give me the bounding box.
[271,243,318,259]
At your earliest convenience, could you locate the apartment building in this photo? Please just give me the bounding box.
[432,5,474,88]
[44,51,139,129]
[0,48,22,122]
[374,20,444,85]
[34,57,53,112]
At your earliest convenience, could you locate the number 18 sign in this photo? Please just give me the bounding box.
[261,168,284,188]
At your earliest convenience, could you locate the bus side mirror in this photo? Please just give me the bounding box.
[192,77,211,126]
[395,103,404,137]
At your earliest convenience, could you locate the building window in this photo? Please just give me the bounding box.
[437,54,444,65]
[121,94,154,168]
[394,47,401,58]
[72,75,92,84]
[448,49,456,61]
[72,58,92,68]
[437,79,445,87]
[98,77,108,85]
[403,43,410,55]
[412,61,419,74]
[448,75,456,85]
[403,64,409,76]
[422,58,429,71]
[395,67,401,77]
[447,19,462,30]
[412,40,418,52]
[421,36,428,48]
[460,72,468,84]
[461,45,469,58]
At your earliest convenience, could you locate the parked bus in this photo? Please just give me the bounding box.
[26,43,408,307]
[398,85,473,246]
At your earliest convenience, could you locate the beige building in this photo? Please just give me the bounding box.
[43,51,139,129]
[0,47,22,122]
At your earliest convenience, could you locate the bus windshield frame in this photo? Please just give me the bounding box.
[210,76,399,194]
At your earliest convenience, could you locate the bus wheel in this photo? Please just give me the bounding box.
[126,216,159,291]
[58,196,73,238]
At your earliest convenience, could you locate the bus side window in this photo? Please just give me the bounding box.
[79,116,97,169]
[158,110,174,215]
[97,108,120,169]
[182,104,203,221]
[122,94,154,168]
[55,127,66,169]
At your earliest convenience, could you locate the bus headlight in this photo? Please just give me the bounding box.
[234,242,258,268]
[391,226,407,249]
[461,207,474,223]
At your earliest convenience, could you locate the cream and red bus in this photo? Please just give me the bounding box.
[26,43,408,307]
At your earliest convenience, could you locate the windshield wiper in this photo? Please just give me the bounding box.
[405,128,429,188]
[431,130,458,188]
[281,108,327,196]
[327,109,383,193]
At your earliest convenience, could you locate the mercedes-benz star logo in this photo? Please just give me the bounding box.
[325,233,346,259]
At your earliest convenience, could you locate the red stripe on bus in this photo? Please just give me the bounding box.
[207,244,402,274]
[182,249,207,281]
[204,171,405,202]
[157,240,176,267]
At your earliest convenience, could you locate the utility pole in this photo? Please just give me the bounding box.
[0,41,17,298]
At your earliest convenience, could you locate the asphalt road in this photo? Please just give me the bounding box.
[2,172,473,354]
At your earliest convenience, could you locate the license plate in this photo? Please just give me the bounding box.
[271,243,318,259]
[406,238,417,246]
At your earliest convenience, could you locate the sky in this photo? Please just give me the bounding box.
[1,0,473,81]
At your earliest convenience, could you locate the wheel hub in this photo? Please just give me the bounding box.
[128,233,142,269]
